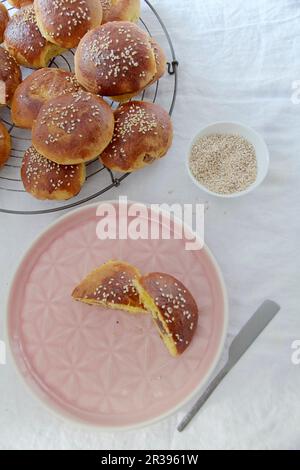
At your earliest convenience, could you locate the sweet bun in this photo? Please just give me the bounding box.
[108,39,166,102]
[100,0,140,24]
[34,0,103,49]
[0,47,22,105]
[32,90,114,165]
[72,260,147,314]
[21,146,86,200]
[8,1,33,7]
[4,6,65,68]
[135,273,199,357]
[11,68,81,129]
[104,37,166,102]
[111,38,167,103]
[0,3,9,44]
[100,101,173,172]
[0,121,11,168]
[75,21,165,101]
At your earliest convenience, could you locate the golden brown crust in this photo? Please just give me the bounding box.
[0,47,22,105]
[138,273,199,356]
[0,4,9,44]
[149,38,166,83]
[108,38,165,102]
[4,6,65,68]
[0,121,11,167]
[72,260,147,313]
[8,0,33,8]
[32,90,114,165]
[100,0,140,24]
[74,21,157,97]
[109,39,166,102]
[100,101,173,172]
[34,0,103,49]
[11,68,81,129]
[21,146,86,200]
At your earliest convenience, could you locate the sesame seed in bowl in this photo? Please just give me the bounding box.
[187,122,270,198]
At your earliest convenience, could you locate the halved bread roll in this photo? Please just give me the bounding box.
[134,273,198,357]
[72,260,147,314]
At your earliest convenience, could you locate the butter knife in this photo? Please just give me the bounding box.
[177,300,280,432]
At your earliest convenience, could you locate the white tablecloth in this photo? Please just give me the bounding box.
[1,0,300,451]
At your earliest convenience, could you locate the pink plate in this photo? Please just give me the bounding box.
[7,201,228,429]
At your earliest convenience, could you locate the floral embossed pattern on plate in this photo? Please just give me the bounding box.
[7,202,227,429]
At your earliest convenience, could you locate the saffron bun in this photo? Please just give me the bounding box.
[100,101,173,172]
[11,68,81,129]
[100,0,140,24]
[134,273,199,357]
[108,38,166,102]
[0,3,9,44]
[32,90,114,165]
[72,260,147,314]
[0,121,11,168]
[34,0,103,49]
[7,1,33,7]
[0,47,22,106]
[21,146,86,200]
[75,21,166,101]
[4,6,65,69]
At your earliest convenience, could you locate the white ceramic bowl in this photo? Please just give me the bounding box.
[187,121,270,198]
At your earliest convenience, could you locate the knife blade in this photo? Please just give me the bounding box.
[177,300,280,432]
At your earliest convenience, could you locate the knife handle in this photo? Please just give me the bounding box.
[177,364,229,432]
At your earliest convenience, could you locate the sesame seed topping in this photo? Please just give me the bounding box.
[37,0,96,44]
[21,146,82,196]
[104,103,159,162]
[36,90,105,143]
[5,6,47,62]
[90,266,141,307]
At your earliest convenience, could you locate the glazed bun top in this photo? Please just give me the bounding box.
[75,21,157,97]
[4,6,46,54]
[100,101,173,172]
[0,47,22,105]
[11,68,81,128]
[100,0,140,24]
[72,260,147,313]
[34,0,103,48]
[4,5,64,69]
[139,273,199,356]
[0,3,9,44]
[32,89,115,165]
[21,146,86,200]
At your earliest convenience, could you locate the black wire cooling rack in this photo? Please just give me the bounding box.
[0,0,178,215]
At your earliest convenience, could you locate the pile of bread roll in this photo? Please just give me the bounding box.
[0,0,173,201]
